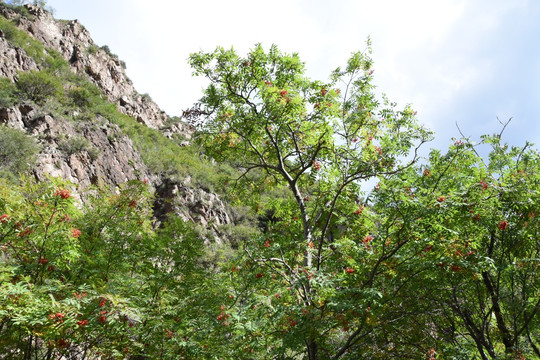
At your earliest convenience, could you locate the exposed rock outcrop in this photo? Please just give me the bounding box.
[0,4,193,135]
[155,178,231,244]
[0,104,151,188]
[0,4,232,240]
[0,36,37,78]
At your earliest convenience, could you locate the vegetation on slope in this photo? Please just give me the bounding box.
[0,7,236,194]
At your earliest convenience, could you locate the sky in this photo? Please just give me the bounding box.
[44,0,540,152]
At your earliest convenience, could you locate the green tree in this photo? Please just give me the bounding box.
[189,43,431,359]
[0,178,212,359]
[373,128,540,359]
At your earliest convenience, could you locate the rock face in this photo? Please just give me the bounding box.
[155,178,232,244]
[0,36,37,78]
[0,103,151,189]
[0,4,193,134]
[0,4,232,239]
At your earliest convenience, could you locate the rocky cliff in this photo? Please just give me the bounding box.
[0,4,190,132]
[0,3,232,240]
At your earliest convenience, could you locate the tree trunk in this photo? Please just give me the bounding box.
[307,339,319,360]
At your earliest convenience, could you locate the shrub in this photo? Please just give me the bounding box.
[16,70,63,104]
[43,48,69,72]
[100,44,118,59]
[0,77,18,107]
[67,84,100,108]
[58,136,99,160]
[86,44,99,55]
[0,2,33,19]
[0,125,40,181]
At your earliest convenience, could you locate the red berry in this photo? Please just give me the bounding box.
[498,220,508,230]
[54,189,71,199]
[479,180,489,190]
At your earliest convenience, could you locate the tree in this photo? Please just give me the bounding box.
[0,178,210,359]
[373,127,540,359]
[189,43,431,359]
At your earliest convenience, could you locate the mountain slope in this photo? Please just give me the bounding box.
[0,3,234,239]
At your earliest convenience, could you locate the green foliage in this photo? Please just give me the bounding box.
[0,125,40,181]
[372,133,540,359]
[16,70,63,104]
[189,43,433,359]
[0,14,45,62]
[0,77,19,107]
[58,136,100,160]
[85,44,99,55]
[66,83,100,108]
[43,49,69,73]
[0,1,33,19]
[0,178,215,359]
[2,13,534,357]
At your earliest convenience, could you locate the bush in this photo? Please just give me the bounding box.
[67,84,100,108]
[0,77,18,107]
[0,2,33,19]
[43,48,69,72]
[86,44,99,55]
[58,136,100,160]
[100,44,118,59]
[0,125,40,181]
[16,70,63,104]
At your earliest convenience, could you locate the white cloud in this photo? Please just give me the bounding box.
[46,0,539,147]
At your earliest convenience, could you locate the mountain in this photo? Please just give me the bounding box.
[0,3,235,242]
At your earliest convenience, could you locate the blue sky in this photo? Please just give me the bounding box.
[44,0,540,151]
